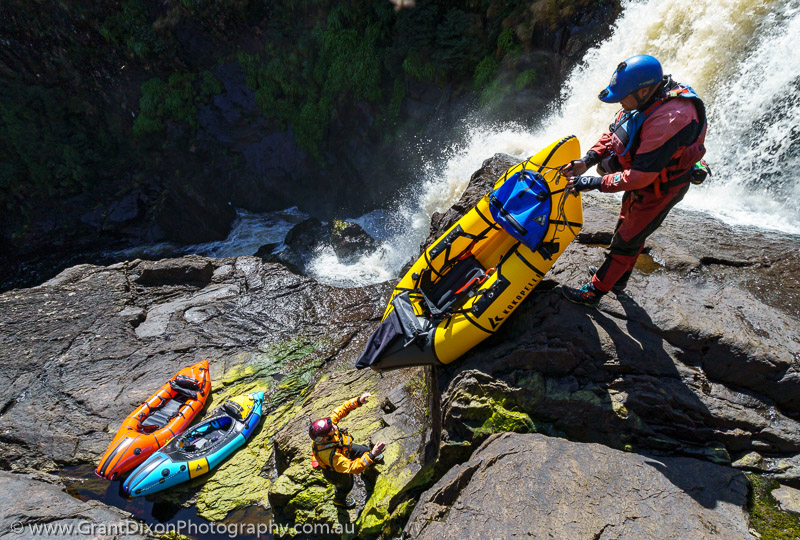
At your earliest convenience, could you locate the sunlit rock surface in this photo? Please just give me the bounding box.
[1,154,798,537]
[405,432,753,539]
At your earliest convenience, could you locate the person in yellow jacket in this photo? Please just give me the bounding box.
[308,392,386,508]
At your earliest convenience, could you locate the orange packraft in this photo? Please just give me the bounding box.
[95,360,211,480]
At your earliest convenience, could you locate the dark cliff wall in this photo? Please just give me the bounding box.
[0,0,619,290]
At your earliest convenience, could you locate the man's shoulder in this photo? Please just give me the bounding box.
[655,93,700,117]
[643,97,699,133]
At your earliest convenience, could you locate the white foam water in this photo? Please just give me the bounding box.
[306,0,800,288]
[110,207,309,261]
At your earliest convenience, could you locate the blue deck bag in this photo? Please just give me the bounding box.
[488,169,551,250]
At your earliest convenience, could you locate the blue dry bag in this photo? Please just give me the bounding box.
[488,170,551,250]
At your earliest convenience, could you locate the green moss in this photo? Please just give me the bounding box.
[474,402,535,438]
[515,68,538,90]
[167,338,329,520]
[357,450,414,535]
[216,339,324,394]
[403,372,427,400]
[356,454,434,538]
[289,484,331,511]
[748,474,800,539]
[703,443,731,465]
[134,71,223,137]
[266,365,430,538]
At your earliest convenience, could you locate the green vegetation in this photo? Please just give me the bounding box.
[497,28,519,55]
[99,0,165,58]
[234,0,545,157]
[236,2,391,157]
[474,56,499,89]
[516,68,538,90]
[480,77,510,107]
[748,474,800,539]
[133,71,223,138]
[0,0,614,244]
[0,83,112,212]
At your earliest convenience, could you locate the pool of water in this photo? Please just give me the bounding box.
[60,463,273,540]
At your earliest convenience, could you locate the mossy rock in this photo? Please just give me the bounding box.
[268,367,432,538]
[748,473,800,539]
[160,337,331,521]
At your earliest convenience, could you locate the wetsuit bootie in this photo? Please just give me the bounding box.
[587,266,630,295]
[562,282,605,308]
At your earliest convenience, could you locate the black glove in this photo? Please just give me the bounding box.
[572,176,603,192]
[582,150,600,168]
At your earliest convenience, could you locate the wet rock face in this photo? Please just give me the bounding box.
[405,432,753,539]
[430,153,800,488]
[0,471,152,539]
[329,220,378,261]
[268,367,432,536]
[0,252,434,537]
[261,217,378,273]
[0,255,391,509]
[284,218,328,251]
[1,150,799,537]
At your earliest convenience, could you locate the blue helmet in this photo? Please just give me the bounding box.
[598,55,663,103]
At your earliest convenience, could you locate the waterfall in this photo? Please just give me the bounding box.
[306,0,800,287]
[553,0,800,233]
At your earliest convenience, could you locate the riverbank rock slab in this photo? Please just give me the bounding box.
[0,471,152,540]
[404,432,753,539]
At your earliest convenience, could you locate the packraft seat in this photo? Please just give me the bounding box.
[142,397,185,431]
[420,255,485,315]
[169,375,201,399]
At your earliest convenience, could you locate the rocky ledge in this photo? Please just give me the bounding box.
[406,432,752,539]
[1,153,799,538]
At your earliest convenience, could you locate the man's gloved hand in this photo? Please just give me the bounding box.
[562,159,588,177]
[567,176,603,193]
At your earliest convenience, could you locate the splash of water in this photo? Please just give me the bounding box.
[110,207,309,261]
[303,124,549,287]
[307,0,800,287]
[547,0,800,233]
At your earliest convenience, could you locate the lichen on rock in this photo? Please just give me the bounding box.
[268,366,432,538]
[191,338,332,521]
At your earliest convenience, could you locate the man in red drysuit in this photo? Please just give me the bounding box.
[562,54,707,307]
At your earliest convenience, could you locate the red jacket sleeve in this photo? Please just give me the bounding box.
[586,130,614,165]
[600,99,701,193]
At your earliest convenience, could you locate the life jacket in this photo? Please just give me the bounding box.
[311,428,353,471]
[609,81,707,196]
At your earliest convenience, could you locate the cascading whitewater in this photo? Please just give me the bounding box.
[308,0,800,287]
[551,0,800,234]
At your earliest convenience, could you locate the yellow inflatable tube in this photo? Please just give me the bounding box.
[356,136,582,371]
